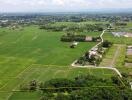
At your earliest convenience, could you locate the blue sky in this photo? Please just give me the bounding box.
[0,0,132,12]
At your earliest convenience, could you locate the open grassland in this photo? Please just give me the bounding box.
[100,44,126,68]
[100,43,132,82]
[0,21,131,99]
[8,65,116,100]
[0,25,116,99]
[0,26,97,65]
[0,65,115,100]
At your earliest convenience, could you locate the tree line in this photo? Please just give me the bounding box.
[19,73,132,100]
[40,23,104,32]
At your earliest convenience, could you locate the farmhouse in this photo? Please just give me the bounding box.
[89,50,97,57]
[85,36,93,42]
[112,32,132,37]
[89,49,102,59]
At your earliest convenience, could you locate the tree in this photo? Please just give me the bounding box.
[111,76,121,86]
[28,80,37,91]
[102,40,112,48]
[55,93,70,100]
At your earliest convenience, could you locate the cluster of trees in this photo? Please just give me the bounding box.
[20,75,112,92]
[77,51,103,66]
[115,22,127,26]
[20,74,131,100]
[40,23,103,32]
[61,33,86,42]
[61,32,101,42]
[51,88,132,100]
[77,40,112,66]
[102,40,113,48]
[20,80,37,91]
[92,37,101,42]
[40,24,66,31]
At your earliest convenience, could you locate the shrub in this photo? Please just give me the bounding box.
[102,40,112,48]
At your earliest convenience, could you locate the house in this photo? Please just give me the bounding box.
[85,36,92,42]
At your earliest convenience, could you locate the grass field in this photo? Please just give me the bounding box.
[8,65,115,100]
[100,44,132,82]
[100,44,126,67]
[0,25,117,99]
[0,21,131,99]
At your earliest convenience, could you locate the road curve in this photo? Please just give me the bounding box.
[71,29,122,78]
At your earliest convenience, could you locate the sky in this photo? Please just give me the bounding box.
[0,0,132,12]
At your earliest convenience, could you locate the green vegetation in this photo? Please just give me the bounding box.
[0,15,132,99]
[0,25,113,99]
[17,74,131,100]
[61,33,86,42]
[76,40,112,66]
[40,22,104,32]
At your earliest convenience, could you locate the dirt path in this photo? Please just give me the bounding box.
[72,65,122,78]
[111,45,121,67]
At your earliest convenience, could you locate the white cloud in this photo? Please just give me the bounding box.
[0,0,132,12]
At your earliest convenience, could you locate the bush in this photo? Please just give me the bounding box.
[20,84,29,91]
[102,40,112,48]
[28,80,37,91]
[41,78,75,92]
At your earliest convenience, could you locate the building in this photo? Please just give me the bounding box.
[85,36,93,42]
[112,32,132,37]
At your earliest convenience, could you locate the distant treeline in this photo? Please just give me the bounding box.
[61,34,86,42]
[60,32,100,42]
[40,23,104,32]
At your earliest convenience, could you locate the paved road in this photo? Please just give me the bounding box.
[72,64,122,78]
[90,29,106,51]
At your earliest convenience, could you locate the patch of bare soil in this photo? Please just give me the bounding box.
[125,63,132,67]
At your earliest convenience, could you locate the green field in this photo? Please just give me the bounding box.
[0,21,132,99]
[8,66,115,100]
[100,44,126,67]
[0,25,117,99]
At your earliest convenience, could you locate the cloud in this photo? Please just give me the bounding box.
[0,0,132,12]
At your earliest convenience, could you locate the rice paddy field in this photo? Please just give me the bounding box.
[0,25,117,100]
